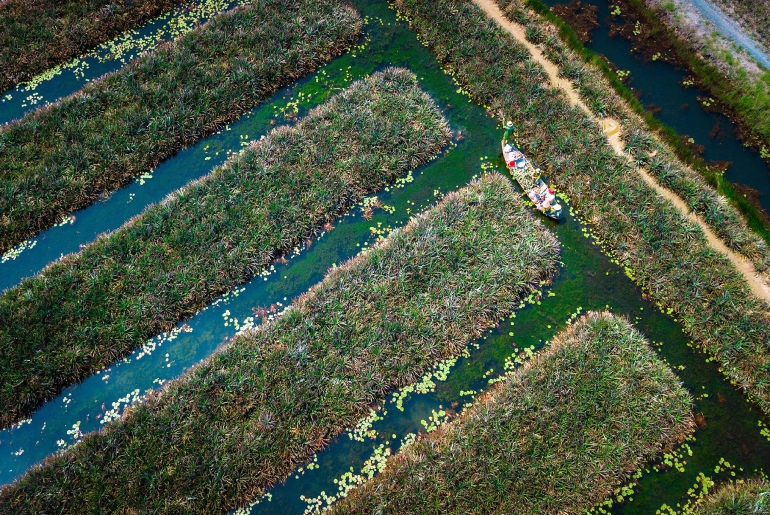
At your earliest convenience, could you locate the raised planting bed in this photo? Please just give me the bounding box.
[0,68,452,429]
[394,0,770,417]
[330,312,694,515]
[691,478,770,514]
[0,0,362,254]
[0,0,187,92]
[500,0,770,271]
[0,173,560,514]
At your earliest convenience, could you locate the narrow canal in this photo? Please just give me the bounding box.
[0,0,768,514]
[0,0,248,126]
[0,0,257,290]
[542,0,770,215]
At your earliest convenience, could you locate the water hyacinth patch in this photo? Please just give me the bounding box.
[0,67,451,429]
[498,0,770,274]
[0,173,559,514]
[0,0,187,92]
[0,0,362,254]
[394,0,770,419]
[329,312,694,515]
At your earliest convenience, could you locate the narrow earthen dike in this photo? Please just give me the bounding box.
[473,0,770,303]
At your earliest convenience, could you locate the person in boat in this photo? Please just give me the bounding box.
[529,182,546,203]
[503,121,515,144]
[541,188,556,209]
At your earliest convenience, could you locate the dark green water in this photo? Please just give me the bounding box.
[542,0,770,215]
[0,0,768,513]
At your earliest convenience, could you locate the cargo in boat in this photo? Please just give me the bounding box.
[502,141,562,220]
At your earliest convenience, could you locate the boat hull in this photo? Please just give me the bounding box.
[502,141,561,220]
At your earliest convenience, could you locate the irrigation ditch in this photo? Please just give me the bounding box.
[0,68,452,429]
[0,0,248,126]
[478,0,770,300]
[0,0,187,92]
[0,39,363,294]
[0,0,362,255]
[0,174,559,513]
[1,0,769,513]
[533,0,770,227]
[329,312,694,515]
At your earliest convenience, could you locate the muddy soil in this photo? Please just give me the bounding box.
[551,0,599,44]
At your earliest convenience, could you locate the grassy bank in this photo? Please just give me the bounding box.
[690,478,770,514]
[503,0,770,261]
[501,0,770,272]
[0,0,361,255]
[0,68,452,429]
[0,173,560,514]
[330,312,694,514]
[394,0,770,416]
[0,0,186,92]
[621,0,770,153]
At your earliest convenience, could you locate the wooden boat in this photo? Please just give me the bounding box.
[502,142,562,220]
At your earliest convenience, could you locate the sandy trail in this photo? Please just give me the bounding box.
[473,0,770,303]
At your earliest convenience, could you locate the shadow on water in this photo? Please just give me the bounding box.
[543,0,770,215]
[1,0,768,513]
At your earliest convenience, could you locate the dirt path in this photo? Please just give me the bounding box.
[473,0,770,303]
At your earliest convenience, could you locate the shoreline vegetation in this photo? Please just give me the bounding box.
[0,68,452,430]
[0,0,187,92]
[0,174,560,514]
[329,312,694,515]
[690,478,770,514]
[623,0,770,154]
[495,0,770,275]
[393,0,770,417]
[520,0,770,246]
[0,0,362,255]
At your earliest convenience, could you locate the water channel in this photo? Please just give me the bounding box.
[542,0,770,216]
[0,0,247,127]
[0,0,768,513]
[0,0,255,290]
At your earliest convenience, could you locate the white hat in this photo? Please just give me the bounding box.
[506,121,514,127]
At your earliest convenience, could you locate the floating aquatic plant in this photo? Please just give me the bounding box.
[329,312,694,515]
[0,68,451,429]
[0,0,363,254]
[0,173,559,513]
[0,0,188,92]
